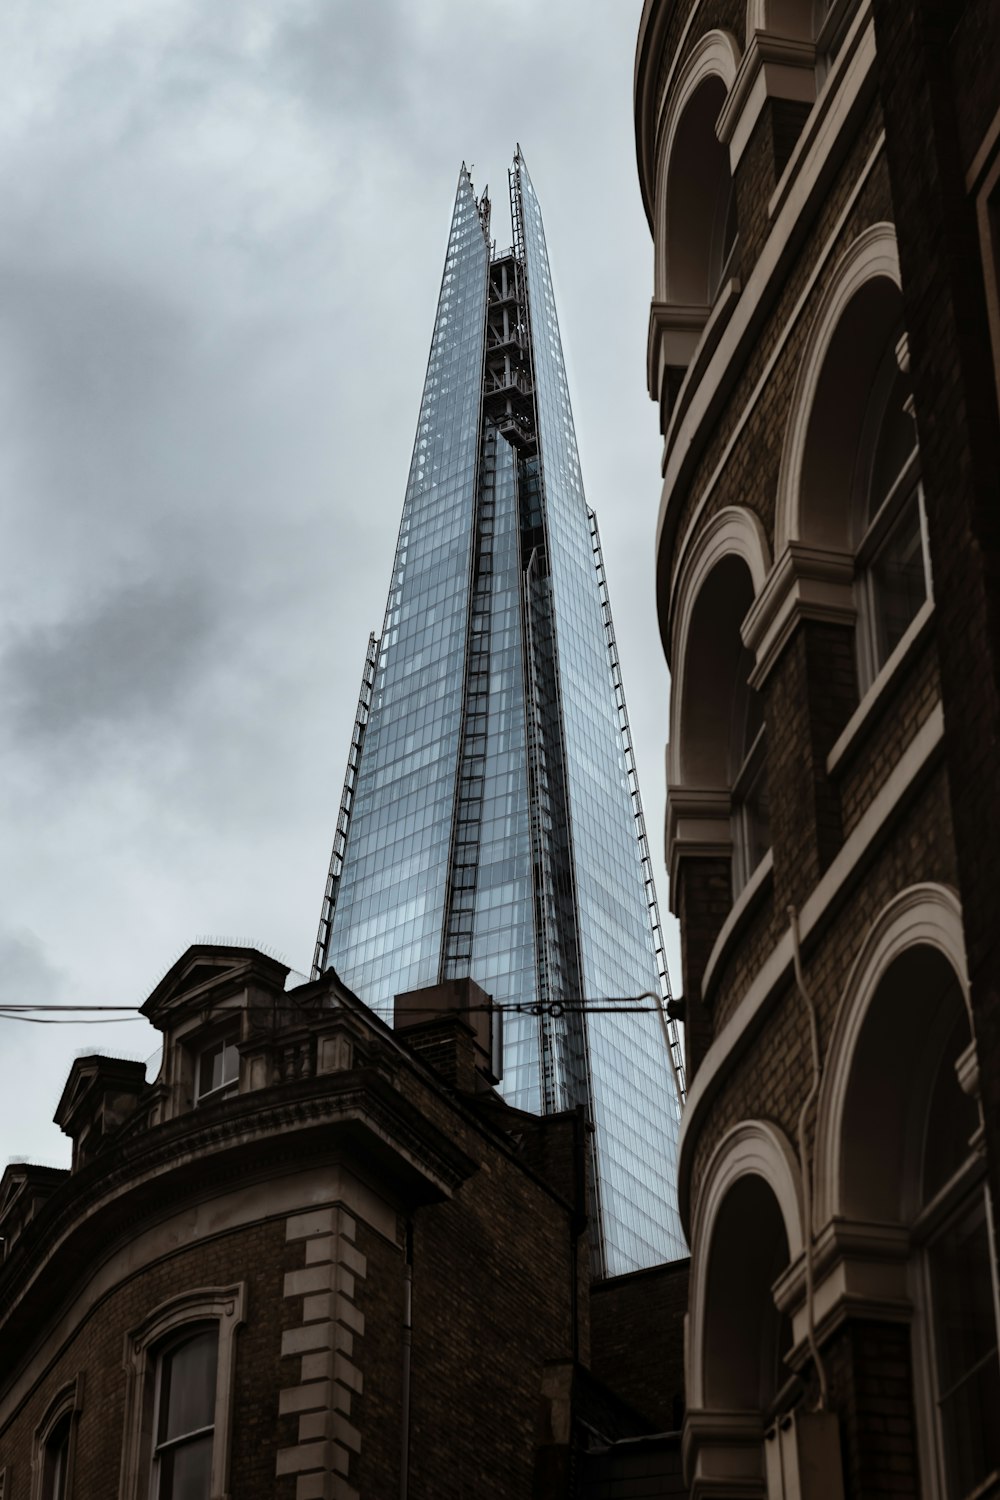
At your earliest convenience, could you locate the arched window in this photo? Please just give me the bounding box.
[776,227,929,700]
[40,1414,71,1500]
[852,336,928,687]
[666,76,738,307]
[31,1378,83,1500]
[150,1326,218,1499]
[703,1175,793,1411]
[834,938,1000,1497]
[120,1285,244,1500]
[685,1122,804,1490]
[677,556,769,896]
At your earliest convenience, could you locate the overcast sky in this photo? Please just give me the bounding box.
[0,0,677,1168]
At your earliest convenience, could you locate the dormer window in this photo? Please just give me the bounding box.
[196,1032,239,1104]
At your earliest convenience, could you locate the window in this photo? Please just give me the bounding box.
[150,1328,217,1500]
[41,1415,71,1500]
[730,646,770,894]
[926,1197,1000,1496]
[196,1032,239,1104]
[32,1379,83,1500]
[853,339,929,689]
[119,1285,244,1500]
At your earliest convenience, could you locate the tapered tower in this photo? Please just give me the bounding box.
[314,152,683,1272]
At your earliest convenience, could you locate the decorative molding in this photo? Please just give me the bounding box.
[660,277,743,454]
[652,29,742,300]
[669,503,771,668]
[687,1120,804,1409]
[741,542,855,689]
[657,13,880,621]
[701,849,774,1001]
[683,1407,766,1496]
[666,786,732,901]
[677,706,946,1231]
[825,597,935,776]
[766,0,875,225]
[717,31,817,170]
[30,1374,84,1500]
[774,221,901,557]
[813,882,970,1226]
[119,1283,245,1500]
[276,1207,367,1500]
[773,1217,912,1361]
[648,300,711,401]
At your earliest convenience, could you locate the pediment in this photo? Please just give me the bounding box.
[140,944,290,1027]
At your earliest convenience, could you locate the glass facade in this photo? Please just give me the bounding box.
[316,155,683,1271]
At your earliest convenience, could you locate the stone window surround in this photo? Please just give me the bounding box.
[656,12,880,609]
[31,1374,84,1500]
[676,709,947,1220]
[664,505,771,903]
[683,1118,803,1494]
[685,886,984,1496]
[118,1284,245,1500]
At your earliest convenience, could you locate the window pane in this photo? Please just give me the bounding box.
[198,1036,238,1096]
[930,1198,1000,1497]
[43,1414,71,1500]
[160,1329,217,1442]
[158,1432,213,1500]
[870,490,926,664]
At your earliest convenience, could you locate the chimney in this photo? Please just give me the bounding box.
[394,978,500,1093]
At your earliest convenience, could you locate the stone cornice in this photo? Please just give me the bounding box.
[741,542,855,689]
[717,31,817,169]
[666,786,732,903]
[0,1071,478,1380]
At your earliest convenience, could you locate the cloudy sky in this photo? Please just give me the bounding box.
[0,0,675,1167]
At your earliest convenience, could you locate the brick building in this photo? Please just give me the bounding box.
[0,945,686,1498]
[634,0,1000,1494]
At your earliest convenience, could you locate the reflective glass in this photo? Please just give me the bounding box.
[319,157,683,1271]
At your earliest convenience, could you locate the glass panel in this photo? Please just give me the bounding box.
[157,1433,213,1500]
[43,1415,71,1500]
[198,1036,238,1097]
[930,1197,1000,1499]
[159,1329,217,1443]
[517,155,684,1269]
[319,157,683,1272]
[326,166,490,1011]
[869,488,926,665]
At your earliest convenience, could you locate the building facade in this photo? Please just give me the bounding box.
[635,0,1000,1495]
[0,945,682,1500]
[313,151,685,1274]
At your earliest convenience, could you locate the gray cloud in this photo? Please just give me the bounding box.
[2,576,215,741]
[0,928,64,1006]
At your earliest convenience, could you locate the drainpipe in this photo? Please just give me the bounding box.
[400,1220,413,1500]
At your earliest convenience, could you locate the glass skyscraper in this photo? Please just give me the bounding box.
[314,151,684,1273]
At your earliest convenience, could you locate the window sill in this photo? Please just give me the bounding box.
[826,597,935,778]
[702,848,774,1004]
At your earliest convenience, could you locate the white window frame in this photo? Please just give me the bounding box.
[118,1285,244,1500]
[194,1030,240,1106]
[31,1376,84,1500]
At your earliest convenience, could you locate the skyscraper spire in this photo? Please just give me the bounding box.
[314,154,683,1272]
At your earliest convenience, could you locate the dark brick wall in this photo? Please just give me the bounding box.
[0,1217,290,1500]
[873,0,1000,1247]
[589,1261,690,1433]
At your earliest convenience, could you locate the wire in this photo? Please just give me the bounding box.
[0,995,670,1023]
